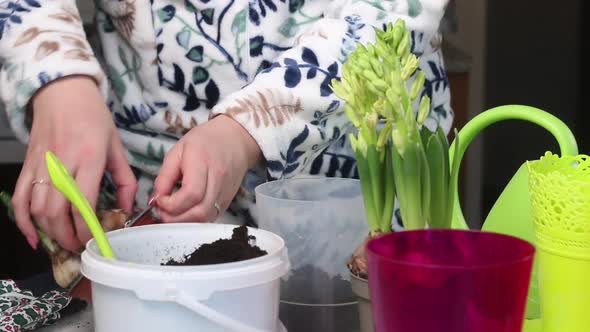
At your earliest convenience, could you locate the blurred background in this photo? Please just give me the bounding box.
[0,0,587,279]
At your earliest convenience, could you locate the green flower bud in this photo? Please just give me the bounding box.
[330,79,349,100]
[363,69,380,82]
[391,126,406,156]
[417,95,431,125]
[369,58,385,77]
[410,71,426,100]
[345,103,361,128]
[401,54,419,80]
[377,121,393,150]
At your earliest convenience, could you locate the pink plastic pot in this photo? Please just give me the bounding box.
[366,229,534,332]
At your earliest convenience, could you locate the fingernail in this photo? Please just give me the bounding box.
[27,236,38,250]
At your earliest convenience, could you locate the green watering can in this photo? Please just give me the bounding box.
[448,104,579,320]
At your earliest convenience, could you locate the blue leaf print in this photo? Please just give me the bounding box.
[284,58,297,66]
[172,64,185,91]
[157,5,175,23]
[114,104,156,126]
[176,30,190,49]
[262,0,277,12]
[407,0,422,17]
[248,6,260,25]
[9,15,21,23]
[24,0,39,7]
[185,46,204,62]
[428,61,440,78]
[192,66,209,84]
[249,36,264,57]
[256,60,272,74]
[288,0,304,13]
[432,104,448,119]
[327,62,338,76]
[307,68,317,79]
[326,100,340,113]
[9,3,27,12]
[285,125,309,162]
[201,8,215,25]
[0,21,5,39]
[266,126,310,178]
[185,0,197,12]
[302,47,319,66]
[249,0,277,25]
[204,79,220,109]
[284,67,302,88]
[38,72,50,85]
[184,84,200,111]
[266,160,284,173]
[320,76,333,96]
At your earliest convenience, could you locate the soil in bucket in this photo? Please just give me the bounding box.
[162,225,267,266]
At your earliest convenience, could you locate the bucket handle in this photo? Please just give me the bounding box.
[449,104,578,229]
[175,290,276,332]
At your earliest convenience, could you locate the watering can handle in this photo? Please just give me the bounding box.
[449,105,578,229]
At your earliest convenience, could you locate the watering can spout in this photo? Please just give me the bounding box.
[447,104,578,319]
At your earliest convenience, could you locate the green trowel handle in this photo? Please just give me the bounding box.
[449,105,578,229]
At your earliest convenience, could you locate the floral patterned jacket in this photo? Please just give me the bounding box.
[0,0,452,224]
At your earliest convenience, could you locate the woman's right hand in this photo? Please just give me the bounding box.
[11,76,137,252]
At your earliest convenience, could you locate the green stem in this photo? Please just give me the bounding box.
[380,148,396,232]
[367,145,383,222]
[355,151,379,232]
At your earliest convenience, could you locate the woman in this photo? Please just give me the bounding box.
[0,0,452,252]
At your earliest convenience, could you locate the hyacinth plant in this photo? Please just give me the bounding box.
[331,19,460,278]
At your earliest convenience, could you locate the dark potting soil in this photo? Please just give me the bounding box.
[162,225,267,266]
[279,265,360,332]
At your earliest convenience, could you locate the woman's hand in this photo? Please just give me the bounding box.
[12,76,137,252]
[153,115,261,222]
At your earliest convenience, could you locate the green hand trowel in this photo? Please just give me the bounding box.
[45,151,115,258]
[448,104,578,319]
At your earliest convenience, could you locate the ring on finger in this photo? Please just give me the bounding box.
[214,201,221,216]
[32,179,50,186]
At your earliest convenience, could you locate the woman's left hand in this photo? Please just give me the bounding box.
[153,115,261,222]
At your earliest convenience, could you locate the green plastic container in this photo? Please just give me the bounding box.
[527,153,590,331]
[448,105,578,319]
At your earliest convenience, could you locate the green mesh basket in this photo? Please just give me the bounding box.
[527,152,590,332]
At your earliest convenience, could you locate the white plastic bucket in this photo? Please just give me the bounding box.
[81,223,290,332]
